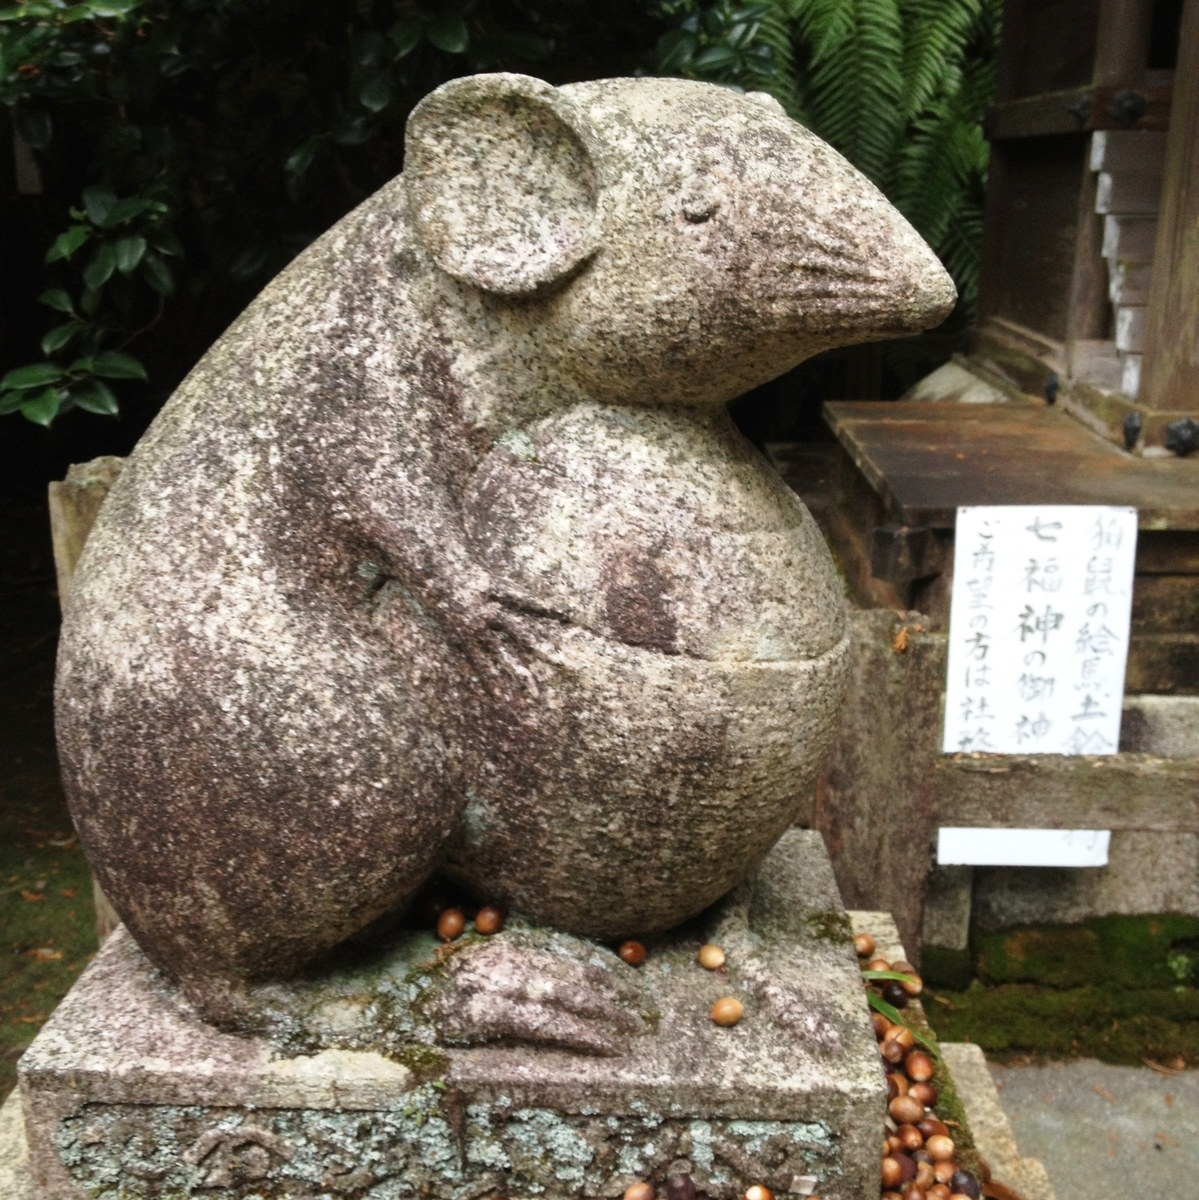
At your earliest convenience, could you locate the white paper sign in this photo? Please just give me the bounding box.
[943,505,1137,755]
[937,827,1111,867]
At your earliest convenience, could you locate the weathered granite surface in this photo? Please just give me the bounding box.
[20,832,886,1200]
[55,72,955,1022]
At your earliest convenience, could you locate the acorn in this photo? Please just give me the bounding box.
[873,1012,892,1040]
[665,1174,696,1200]
[886,1024,916,1050]
[745,1186,773,1200]
[474,906,504,935]
[624,1185,655,1200]
[928,1186,950,1200]
[882,982,910,1008]
[886,1072,908,1100]
[436,907,465,941]
[889,1095,924,1125]
[917,1118,950,1141]
[901,1182,925,1200]
[909,1082,937,1109]
[897,1124,923,1152]
[854,932,876,957]
[948,1171,980,1200]
[619,940,647,966]
[881,1040,907,1065]
[933,1161,959,1185]
[925,1135,955,1162]
[881,1158,904,1190]
[915,1161,936,1190]
[711,996,744,1026]
[698,943,726,970]
[868,957,892,973]
[905,1051,934,1082]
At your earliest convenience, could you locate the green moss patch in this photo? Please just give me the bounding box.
[924,981,1199,1064]
[975,915,1199,990]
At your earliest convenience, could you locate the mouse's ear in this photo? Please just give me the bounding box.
[405,74,604,296]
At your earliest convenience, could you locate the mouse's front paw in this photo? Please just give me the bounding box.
[428,933,648,1056]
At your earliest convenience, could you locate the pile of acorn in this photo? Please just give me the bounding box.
[855,932,984,1200]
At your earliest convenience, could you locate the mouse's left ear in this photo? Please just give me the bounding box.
[405,73,604,297]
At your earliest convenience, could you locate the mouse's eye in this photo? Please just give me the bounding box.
[678,179,721,223]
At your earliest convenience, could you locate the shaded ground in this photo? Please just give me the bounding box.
[0,504,97,1098]
[991,1059,1199,1200]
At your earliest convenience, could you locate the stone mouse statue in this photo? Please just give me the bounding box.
[56,73,954,1027]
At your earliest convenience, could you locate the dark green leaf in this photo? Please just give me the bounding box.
[90,350,147,380]
[115,234,147,273]
[139,251,175,295]
[0,392,24,416]
[41,323,84,355]
[284,138,320,177]
[865,993,940,1058]
[657,29,698,71]
[83,241,118,290]
[147,229,184,258]
[352,30,386,67]
[693,44,741,71]
[80,288,100,317]
[39,289,75,315]
[388,19,422,58]
[1,363,66,392]
[426,14,468,54]
[82,185,118,227]
[46,226,91,263]
[20,386,64,426]
[329,115,370,146]
[359,72,392,113]
[862,970,920,983]
[102,197,165,227]
[72,379,120,415]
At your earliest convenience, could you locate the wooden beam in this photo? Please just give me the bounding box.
[1139,0,1199,413]
[987,85,1172,141]
[935,753,1199,832]
[1092,0,1154,87]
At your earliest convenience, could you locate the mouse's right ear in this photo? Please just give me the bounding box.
[405,73,604,297]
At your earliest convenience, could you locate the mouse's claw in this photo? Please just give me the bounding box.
[428,932,648,1056]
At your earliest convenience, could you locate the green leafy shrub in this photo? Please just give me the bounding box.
[1,1,997,427]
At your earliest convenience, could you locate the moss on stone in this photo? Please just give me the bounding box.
[921,944,973,991]
[805,909,853,944]
[975,915,1199,990]
[924,980,1199,1064]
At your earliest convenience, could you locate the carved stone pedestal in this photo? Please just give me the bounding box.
[18,832,884,1200]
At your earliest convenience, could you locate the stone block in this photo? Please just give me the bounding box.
[19,832,885,1200]
[1102,215,1158,262]
[1116,305,1147,353]
[972,830,1199,931]
[1120,694,1199,757]
[1095,171,1163,215]
[1090,130,1168,175]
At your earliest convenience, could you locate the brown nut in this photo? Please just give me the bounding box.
[745,1187,773,1200]
[873,1012,892,1040]
[868,957,892,973]
[881,1158,904,1190]
[711,996,744,1026]
[925,1135,955,1162]
[905,1051,934,1082]
[886,1072,909,1100]
[881,1040,907,1064]
[619,940,646,966]
[915,1162,936,1190]
[909,1082,937,1108]
[624,1185,655,1200]
[698,944,726,970]
[902,1183,926,1200]
[886,1024,916,1051]
[854,932,876,957]
[917,1118,950,1141]
[474,906,505,935]
[929,1186,951,1200]
[933,1161,959,1185]
[437,908,465,941]
[889,1095,925,1125]
[900,972,924,996]
[897,1125,923,1152]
